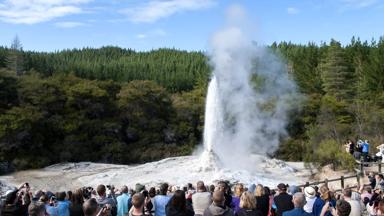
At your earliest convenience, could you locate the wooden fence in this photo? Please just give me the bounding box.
[296,174,361,191]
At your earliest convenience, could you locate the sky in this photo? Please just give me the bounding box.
[0,0,383,52]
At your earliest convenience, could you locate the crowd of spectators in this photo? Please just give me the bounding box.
[2,178,384,216]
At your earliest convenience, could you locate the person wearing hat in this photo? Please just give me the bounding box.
[274,183,294,216]
[303,187,317,214]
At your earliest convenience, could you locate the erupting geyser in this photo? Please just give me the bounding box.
[200,5,298,171]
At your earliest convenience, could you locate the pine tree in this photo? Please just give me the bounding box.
[7,35,24,76]
[319,40,354,101]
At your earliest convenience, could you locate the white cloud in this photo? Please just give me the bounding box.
[136,34,147,39]
[121,0,217,23]
[339,0,378,8]
[0,0,93,24]
[54,21,85,28]
[287,7,299,14]
[136,28,167,39]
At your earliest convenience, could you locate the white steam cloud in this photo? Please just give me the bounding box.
[202,5,299,171]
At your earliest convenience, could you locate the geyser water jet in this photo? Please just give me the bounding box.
[201,5,298,171]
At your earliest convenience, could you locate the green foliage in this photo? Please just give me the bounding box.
[312,139,356,171]
[1,37,384,171]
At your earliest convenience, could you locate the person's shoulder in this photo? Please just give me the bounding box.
[282,208,295,216]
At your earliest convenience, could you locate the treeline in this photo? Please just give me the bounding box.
[12,46,209,92]
[275,37,384,170]
[1,36,384,172]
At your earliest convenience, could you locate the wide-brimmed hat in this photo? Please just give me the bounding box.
[304,186,316,199]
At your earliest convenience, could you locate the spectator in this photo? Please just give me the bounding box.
[236,191,262,216]
[39,194,59,216]
[254,184,269,216]
[368,172,376,189]
[165,190,194,216]
[288,186,300,196]
[217,181,233,208]
[192,181,212,216]
[96,185,116,216]
[232,183,244,214]
[130,193,150,216]
[248,184,256,194]
[263,187,273,216]
[83,198,100,216]
[341,189,361,216]
[359,185,372,206]
[274,183,294,216]
[316,185,335,216]
[303,187,316,214]
[148,187,156,214]
[57,191,70,216]
[70,188,84,216]
[375,174,384,191]
[154,183,171,216]
[209,185,215,194]
[282,192,312,216]
[28,201,46,216]
[362,140,369,161]
[320,200,350,216]
[203,190,234,216]
[116,186,131,216]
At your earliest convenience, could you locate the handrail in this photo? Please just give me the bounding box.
[296,174,360,190]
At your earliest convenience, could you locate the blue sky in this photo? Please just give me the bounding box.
[0,0,383,52]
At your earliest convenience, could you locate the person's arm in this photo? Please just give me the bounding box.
[320,201,333,216]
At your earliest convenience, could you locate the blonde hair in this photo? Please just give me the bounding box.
[319,185,331,201]
[255,184,265,197]
[240,191,256,209]
[235,183,244,197]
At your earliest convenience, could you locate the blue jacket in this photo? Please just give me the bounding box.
[116,193,131,216]
[282,208,313,216]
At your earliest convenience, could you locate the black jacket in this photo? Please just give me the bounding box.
[235,209,263,216]
[165,203,194,216]
[273,193,294,216]
[255,195,269,216]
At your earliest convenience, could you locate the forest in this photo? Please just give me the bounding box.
[0,36,384,172]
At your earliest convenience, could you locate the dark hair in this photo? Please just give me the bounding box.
[67,191,72,200]
[5,191,17,205]
[97,184,106,196]
[28,202,45,216]
[160,183,169,195]
[342,188,352,198]
[187,183,193,190]
[263,186,271,196]
[149,187,156,198]
[83,198,98,216]
[57,191,66,201]
[197,181,206,192]
[39,194,49,203]
[71,188,84,205]
[170,190,186,212]
[336,200,351,216]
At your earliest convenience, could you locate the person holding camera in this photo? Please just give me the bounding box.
[1,182,31,216]
[39,194,59,216]
[96,184,117,216]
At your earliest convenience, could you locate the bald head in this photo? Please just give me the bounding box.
[213,190,225,206]
[293,192,306,208]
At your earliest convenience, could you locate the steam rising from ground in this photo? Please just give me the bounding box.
[202,5,298,171]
